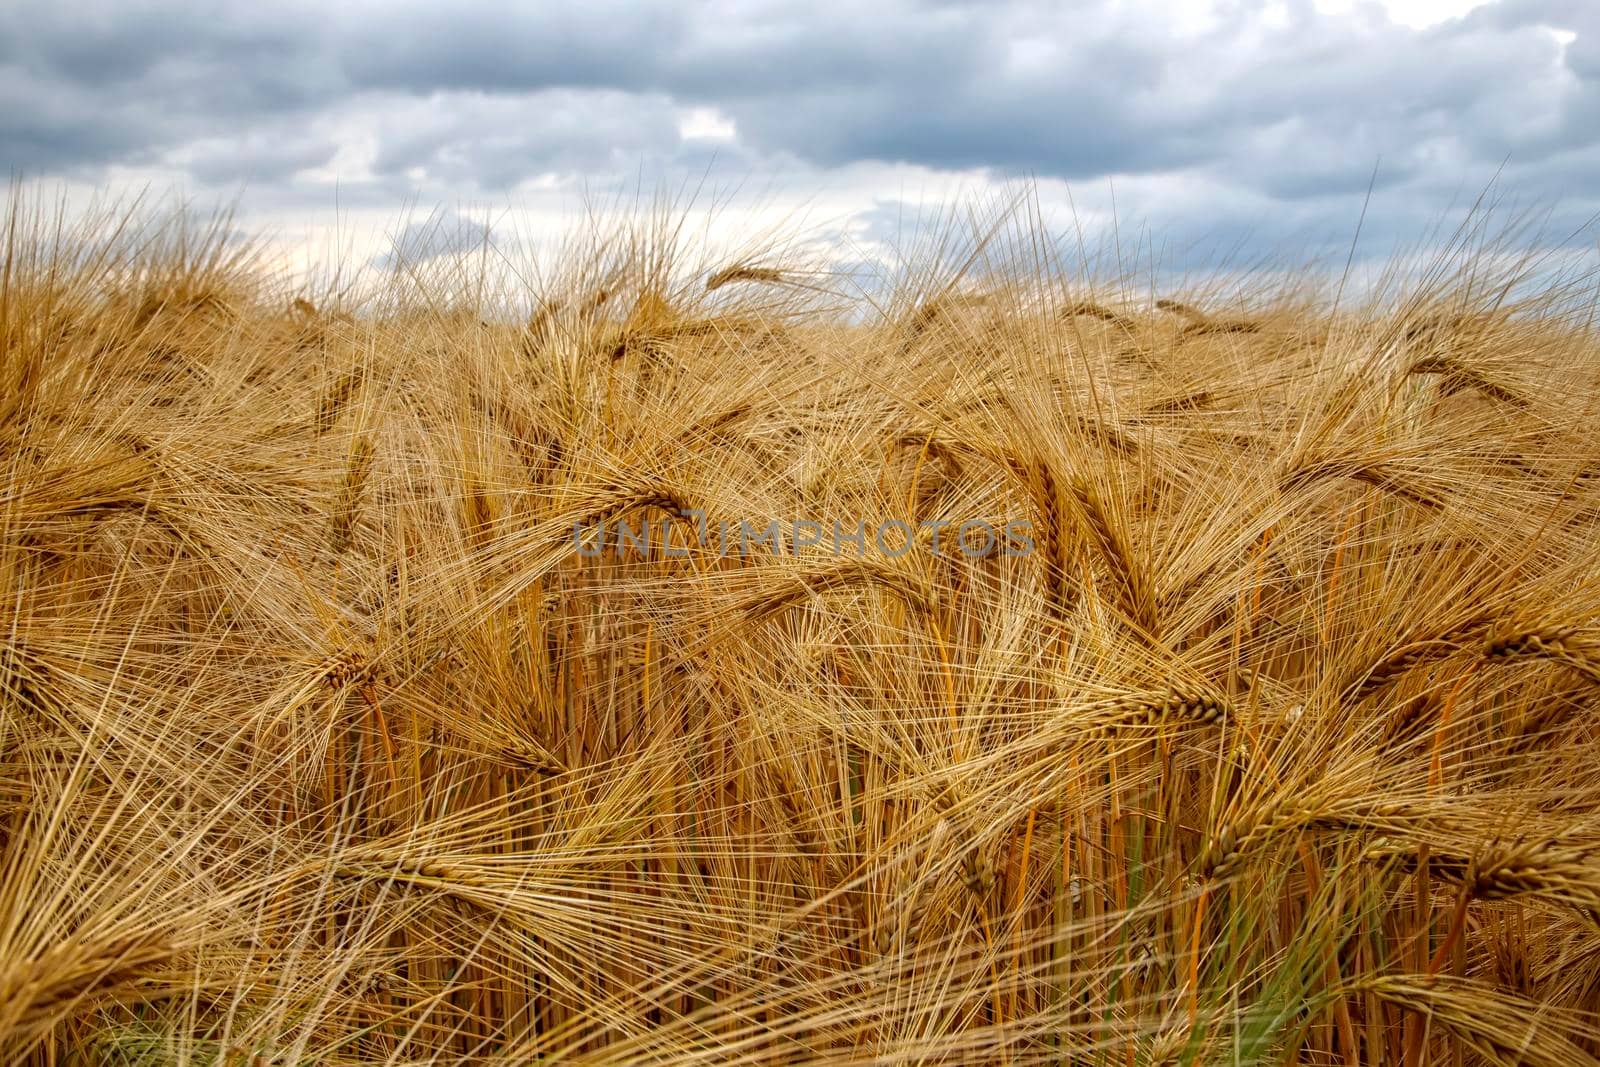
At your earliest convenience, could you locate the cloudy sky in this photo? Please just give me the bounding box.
[3,0,1595,280]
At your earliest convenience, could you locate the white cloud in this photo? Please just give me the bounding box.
[678,107,738,142]
[1314,0,1492,28]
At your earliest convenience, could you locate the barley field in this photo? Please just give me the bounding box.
[5,195,1600,1065]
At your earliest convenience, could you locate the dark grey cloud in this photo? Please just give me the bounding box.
[179,129,341,187]
[370,208,492,270]
[2,0,1596,261]
[333,4,688,95]
[364,91,688,188]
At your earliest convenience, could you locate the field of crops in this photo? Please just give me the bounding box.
[4,199,1600,1064]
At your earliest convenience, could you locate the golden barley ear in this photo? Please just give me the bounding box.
[328,434,375,554]
[899,291,988,347]
[1457,840,1600,919]
[1199,797,1425,881]
[1281,457,1446,510]
[1182,317,1261,336]
[1344,636,1467,699]
[1090,688,1233,736]
[734,558,937,623]
[491,732,567,775]
[1025,459,1078,622]
[1357,974,1600,1067]
[1059,299,1134,331]
[331,849,500,899]
[1154,298,1207,324]
[1068,475,1159,636]
[960,840,997,909]
[0,931,174,1044]
[316,364,366,436]
[1406,354,1531,408]
[706,264,786,291]
[1138,388,1215,415]
[1484,625,1600,686]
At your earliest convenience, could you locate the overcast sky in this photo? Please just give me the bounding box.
[3,0,1595,282]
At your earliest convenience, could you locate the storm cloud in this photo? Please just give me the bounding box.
[2,0,1594,262]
